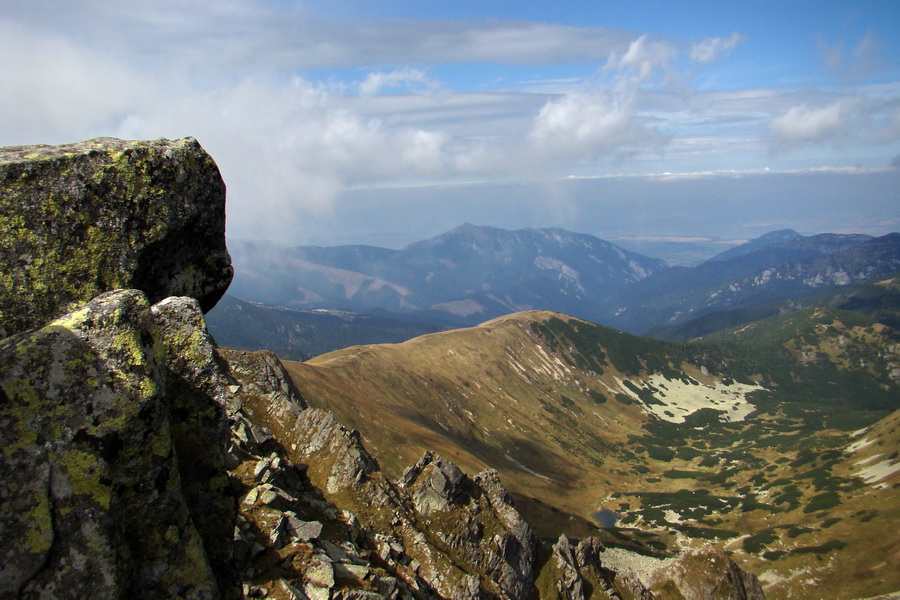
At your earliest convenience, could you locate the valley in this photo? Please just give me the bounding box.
[281,309,900,599]
[4,136,898,599]
[207,223,900,598]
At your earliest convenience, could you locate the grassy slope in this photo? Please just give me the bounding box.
[281,309,900,600]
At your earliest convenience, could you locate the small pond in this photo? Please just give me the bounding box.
[593,508,620,528]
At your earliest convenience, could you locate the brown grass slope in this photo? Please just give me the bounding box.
[281,310,900,600]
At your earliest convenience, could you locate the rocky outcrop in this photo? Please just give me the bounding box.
[551,535,655,600]
[0,137,232,338]
[397,453,537,600]
[650,547,766,600]
[243,381,540,599]
[0,290,220,599]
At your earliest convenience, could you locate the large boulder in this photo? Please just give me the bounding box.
[0,290,219,599]
[0,137,232,338]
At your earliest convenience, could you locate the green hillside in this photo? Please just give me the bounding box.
[647,271,900,341]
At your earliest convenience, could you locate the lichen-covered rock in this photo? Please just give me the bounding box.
[0,290,218,599]
[650,547,766,600]
[151,296,239,597]
[0,137,232,338]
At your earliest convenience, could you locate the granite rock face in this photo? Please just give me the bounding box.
[0,290,220,599]
[0,137,232,338]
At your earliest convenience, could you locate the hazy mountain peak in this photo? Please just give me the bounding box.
[704,229,803,263]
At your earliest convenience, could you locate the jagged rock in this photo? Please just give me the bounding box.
[292,408,379,494]
[650,547,766,600]
[217,348,307,418]
[551,534,662,600]
[0,290,218,599]
[0,137,232,338]
[401,452,471,515]
[553,535,589,600]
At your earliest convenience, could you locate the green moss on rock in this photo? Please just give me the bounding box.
[0,137,232,338]
[0,290,219,599]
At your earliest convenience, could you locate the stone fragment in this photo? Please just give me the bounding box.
[280,578,309,600]
[333,563,370,581]
[285,514,324,541]
[304,584,331,600]
[305,557,336,588]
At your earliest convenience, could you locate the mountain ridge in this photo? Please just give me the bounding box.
[229,224,668,325]
[281,307,900,599]
[226,225,899,347]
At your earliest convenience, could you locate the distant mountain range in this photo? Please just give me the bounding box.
[215,225,900,355]
[604,230,900,333]
[228,223,667,325]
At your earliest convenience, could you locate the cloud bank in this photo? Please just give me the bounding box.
[1,1,898,243]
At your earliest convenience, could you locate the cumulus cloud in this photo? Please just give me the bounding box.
[769,100,857,148]
[690,32,745,64]
[528,91,663,161]
[111,77,466,241]
[768,96,900,151]
[528,35,677,164]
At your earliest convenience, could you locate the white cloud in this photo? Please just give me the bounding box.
[608,34,678,85]
[690,32,745,64]
[768,96,900,151]
[0,17,158,143]
[359,69,439,95]
[2,1,898,245]
[529,91,661,160]
[1,1,636,69]
[769,100,856,147]
[527,35,677,163]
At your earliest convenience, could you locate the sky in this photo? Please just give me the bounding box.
[2,0,899,248]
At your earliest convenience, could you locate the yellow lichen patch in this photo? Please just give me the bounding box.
[58,449,113,510]
[24,490,53,555]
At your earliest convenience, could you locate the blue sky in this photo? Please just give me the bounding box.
[1,0,899,247]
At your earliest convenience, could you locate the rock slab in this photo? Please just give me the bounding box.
[0,290,219,599]
[0,137,232,337]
